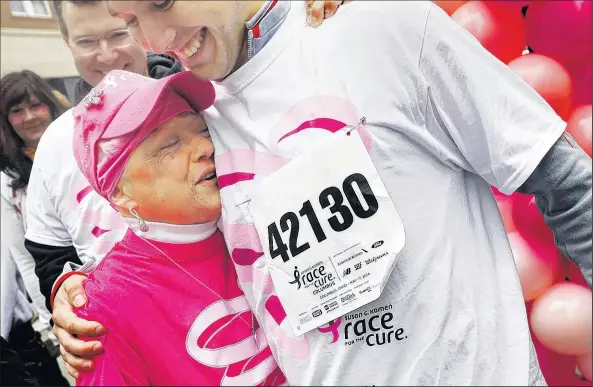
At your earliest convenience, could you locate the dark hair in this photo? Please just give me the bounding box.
[0,70,66,191]
[52,0,102,39]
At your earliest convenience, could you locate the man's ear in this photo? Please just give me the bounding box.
[63,37,70,47]
[110,184,136,216]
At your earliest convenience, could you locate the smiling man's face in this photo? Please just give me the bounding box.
[62,1,148,86]
[105,0,262,81]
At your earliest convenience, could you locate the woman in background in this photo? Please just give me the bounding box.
[1,69,69,386]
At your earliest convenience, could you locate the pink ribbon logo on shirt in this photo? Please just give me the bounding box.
[186,295,285,386]
[317,318,343,344]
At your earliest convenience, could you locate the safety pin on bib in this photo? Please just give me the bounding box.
[236,117,366,209]
[343,116,366,135]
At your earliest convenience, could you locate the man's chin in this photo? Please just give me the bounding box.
[188,63,229,82]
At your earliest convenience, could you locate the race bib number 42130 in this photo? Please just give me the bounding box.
[249,130,405,335]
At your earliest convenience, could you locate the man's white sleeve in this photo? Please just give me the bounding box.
[418,4,566,195]
[24,158,72,246]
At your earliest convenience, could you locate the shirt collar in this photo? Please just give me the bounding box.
[124,217,218,244]
[246,0,291,60]
[122,222,226,264]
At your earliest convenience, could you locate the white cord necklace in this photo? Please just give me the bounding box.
[136,234,257,343]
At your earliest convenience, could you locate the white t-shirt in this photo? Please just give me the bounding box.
[206,1,563,385]
[1,172,51,327]
[1,172,35,339]
[25,110,128,274]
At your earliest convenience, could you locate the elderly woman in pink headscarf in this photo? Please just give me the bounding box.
[71,70,284,386]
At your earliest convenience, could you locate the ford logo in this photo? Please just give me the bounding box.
[371,240,384,249]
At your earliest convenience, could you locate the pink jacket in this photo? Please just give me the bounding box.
[76,229,285,386]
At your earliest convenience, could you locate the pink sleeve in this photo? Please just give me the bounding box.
[75,287,149,386]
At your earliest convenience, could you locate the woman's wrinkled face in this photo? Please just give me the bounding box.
[116,112,221,225]
[7,97,52,148]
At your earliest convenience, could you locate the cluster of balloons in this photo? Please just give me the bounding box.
[434,1,592,385]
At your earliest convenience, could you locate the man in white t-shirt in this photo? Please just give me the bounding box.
[60,1,592,385]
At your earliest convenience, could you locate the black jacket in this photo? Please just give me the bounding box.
[25,53,184,311]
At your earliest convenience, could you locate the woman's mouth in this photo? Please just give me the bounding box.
[177,28,207,60]
[24,122,43,131]
[195,168,217,185]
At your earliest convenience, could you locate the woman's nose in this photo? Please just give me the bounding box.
[190,136,214,162]
[23,108,35,122]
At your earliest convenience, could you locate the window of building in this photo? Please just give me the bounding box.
[9,1,52,18]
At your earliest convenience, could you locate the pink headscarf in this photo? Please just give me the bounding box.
[72,70,215,202]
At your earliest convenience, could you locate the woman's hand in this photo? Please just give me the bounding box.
[306,0,352,28]
[52,274,106,379]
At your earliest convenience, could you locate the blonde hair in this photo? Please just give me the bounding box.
[52,89,72,110]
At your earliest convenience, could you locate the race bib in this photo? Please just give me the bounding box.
[249,130,405,335]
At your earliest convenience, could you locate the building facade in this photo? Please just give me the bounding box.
[1,0,80,102]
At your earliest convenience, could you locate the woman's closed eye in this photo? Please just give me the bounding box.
[146,138,178,168]
[196,126,210,139]
[158,137,179,151]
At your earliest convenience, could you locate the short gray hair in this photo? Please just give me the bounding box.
[52,0,103,39]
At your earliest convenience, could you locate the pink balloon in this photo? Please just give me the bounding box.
[507,54,573,120]
[490,0,530,11]
[566,105,592,158]
[491,186,504,197]
[511,192,554,243]
[507,232,560,301]
[452,1,526,64]
[433,0,467,16]
[570,66,593,108]
[563,258,590,289]
[493,190,517,232]
[530,283,593,356]
[525,1,593,68]
[576,352,592,382]
[530,329,584,386]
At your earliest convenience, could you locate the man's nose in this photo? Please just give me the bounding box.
[96,40,119,65]
[140,18,175,54]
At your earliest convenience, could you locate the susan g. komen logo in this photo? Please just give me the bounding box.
[186,296,285,386]
[317,318,343,344]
